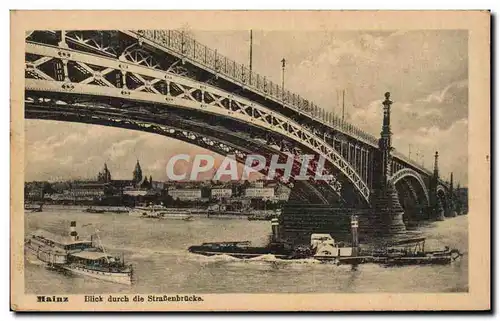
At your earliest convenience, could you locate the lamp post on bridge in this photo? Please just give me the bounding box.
[281,58,286,108]
[446,172,457,218]
[249,30,253,72]
[429,151,445,221]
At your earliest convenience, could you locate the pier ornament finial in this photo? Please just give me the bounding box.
[383,92,392,107]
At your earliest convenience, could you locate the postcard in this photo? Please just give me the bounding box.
[10,10,490,311]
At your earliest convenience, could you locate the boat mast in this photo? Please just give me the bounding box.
[94,229,110,264]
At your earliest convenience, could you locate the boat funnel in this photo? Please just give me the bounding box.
[70,221,78,241]
[351,215,359,256]
[271,218,280,243]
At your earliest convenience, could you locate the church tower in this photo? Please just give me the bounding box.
[103,163,112,183]
[97,163,112,183]
[133,160,143,186]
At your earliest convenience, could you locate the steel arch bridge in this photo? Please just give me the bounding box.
[390,168,430,206]
[24,29,450,209]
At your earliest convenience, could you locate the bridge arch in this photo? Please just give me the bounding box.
[436,186,448,214]
[25,41,370,203]
[436,184,447,194]
[389,168,430,206]
[27,100,367,205]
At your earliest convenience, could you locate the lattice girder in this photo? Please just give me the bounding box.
[25,41,370,203]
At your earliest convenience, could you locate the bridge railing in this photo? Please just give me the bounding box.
[133,30,379,146]
[392,150,433,176]
[133,29,431,175]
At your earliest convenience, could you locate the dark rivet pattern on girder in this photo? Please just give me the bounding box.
[61,83,74,90]
[57,51,71,58]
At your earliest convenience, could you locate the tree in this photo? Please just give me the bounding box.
[42,181,54,195]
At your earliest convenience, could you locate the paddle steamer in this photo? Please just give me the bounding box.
[25,221,133,285]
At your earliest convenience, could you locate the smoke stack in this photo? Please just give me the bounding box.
[351,215,359,256]
[271,218,280,243]
[70,221,78,241]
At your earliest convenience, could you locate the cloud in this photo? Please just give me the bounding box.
[349,78,468,185]
[314,34,383,67]
[418,79,468,104]
[394,119,468,185]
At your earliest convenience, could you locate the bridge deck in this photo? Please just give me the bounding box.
[129,29,432,176]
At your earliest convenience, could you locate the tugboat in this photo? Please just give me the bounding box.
[188,216,463,266]
[25,221,133,285]
[188,218,312,259]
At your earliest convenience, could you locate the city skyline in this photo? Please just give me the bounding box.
[24,29,468,185]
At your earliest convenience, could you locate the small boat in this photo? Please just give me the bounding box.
[106,208,130,214]
[159,213,194,221]
[373,237,463,266]
[84,207,105,214]
[247,212,277,221]
[134,204,168,212]
[130,205,194,221]
[24,203,43,213]
[129,204,168,217]
[25,221,133,285]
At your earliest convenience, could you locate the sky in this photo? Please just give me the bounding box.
[25,29,468,186]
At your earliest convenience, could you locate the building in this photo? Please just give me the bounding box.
[46,181,106,203]
[68,182,106,199]
[275,184,291,201]
[244,187,275,199]
[151,180,165,190]
[123,187,149,197]
[168,189,202,201]
[211,188,232,198]
[251,181,265,188]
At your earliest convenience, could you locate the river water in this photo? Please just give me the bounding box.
[24,207,468,294]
